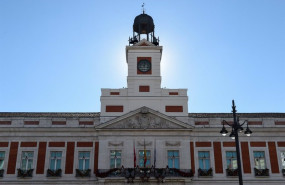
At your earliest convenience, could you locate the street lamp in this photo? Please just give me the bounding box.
[220,100,252,185]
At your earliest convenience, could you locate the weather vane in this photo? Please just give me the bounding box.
[142,3,145,14]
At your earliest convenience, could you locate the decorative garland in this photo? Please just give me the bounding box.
[173,168,193,177]
[95,168,119,178]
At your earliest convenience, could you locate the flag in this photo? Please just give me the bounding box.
[134,143,136,167]
[144,139,147,167]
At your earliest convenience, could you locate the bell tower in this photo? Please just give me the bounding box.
[100,12,188,123]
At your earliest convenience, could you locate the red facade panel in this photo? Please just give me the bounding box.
[20,142,37,147]
[213,142,223,173]
[52,121,66,125]
[36,142,47,174]
[77,142,93,147]
[0,142,9,147]
[94,142,99,173]
[277,142,285,147]
[24,121,39,125]
[139,86,150,92]
[0,121,11,125]
[223,142,236,147]
[190,142,195,174]
[195,121,209,125]
[196,142,212,147]
[268,142,279,173]
[7,142,18,174]
[110,92,120,95]
[65,142,75,174]
[241,142,251,173]
[250,142,266,147]
[275,121,285,125]
[79,121,94,125]
[49,142,65,147]
[169,92,179,95]
[248,121,262,125]
[165,106,183,112]
[106,106,124,112]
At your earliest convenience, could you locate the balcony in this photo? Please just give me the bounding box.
[76,169,91,177]
[0,169,4,177]
[226,168,239,176]
[96,166,193,183]
[47,169,62,177]
[282,169,285,176]
[17,169,33,178]
[198,168,213,177]
[254,168,269,177]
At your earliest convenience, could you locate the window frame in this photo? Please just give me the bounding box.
[226,151,237,170]
[198,151,211,170]
[49,151,63,171]
[253,151,267,170]
[0,151,6,170]
[20,151,34,171]
[110,150,122,168]
[167,150,180,169]
[78,151,91,171]
[138,150,151,168]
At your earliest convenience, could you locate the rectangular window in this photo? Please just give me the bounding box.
[168,150,179,169]
[110,150,121,168]
[0,151,5,170]
[139,150,151,167]
[78,152,90,170]
[226,151,237,169]
[281,152,285,169]
[198,151,210,170]
[254,151,266,169]
[21,151,34,170]
[49,151,62,171]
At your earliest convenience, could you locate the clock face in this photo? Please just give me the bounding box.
[137,59,151,72]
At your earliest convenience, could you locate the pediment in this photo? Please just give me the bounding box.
[133,39,155,46]
[97,107,192,129]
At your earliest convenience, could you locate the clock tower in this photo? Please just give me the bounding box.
[100,12,188,123]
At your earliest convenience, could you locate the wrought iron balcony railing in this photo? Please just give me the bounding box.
[254,168,269,177]
[226,168,239,176]
[282,169,285,176]
[47,169,62,177]
[198,168,213,177]
[96,166,193,183]
[17,169,33,178]
[0,169,4,177]
[76,169,91,177]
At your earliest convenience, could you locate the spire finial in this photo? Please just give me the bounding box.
[142,3,145,14]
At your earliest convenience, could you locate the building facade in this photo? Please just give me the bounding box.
[0,12,285,185]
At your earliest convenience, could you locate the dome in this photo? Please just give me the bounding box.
[133,13,154,34]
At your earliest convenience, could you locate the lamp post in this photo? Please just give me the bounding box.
[220,100,252,185]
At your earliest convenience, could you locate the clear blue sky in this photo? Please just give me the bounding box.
[0,0,284,113]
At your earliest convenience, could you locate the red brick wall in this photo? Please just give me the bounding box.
[24,121,39,125]
[277,142,285,147]
[77,142,93,147]
[7,142,19,174]
[94,142,99,173]
[241,142,251,173]
[0,142,9,147]
[196,142,212,147]
[275,121,285,125]
[195,121,209,125]
[49,142,65,147]
[52,121,66,125]
[139,86,150,92]
[250,142,266,147]
[36,142,47,174]
[106,106,124,112]
[223,142,236,147]
[79,121,93,125]
[165,106,183,112]
[248,121,262,125]
[20,142,37,147]
[190,142,195,174]
[213,142,223,173]
[169,92,178,95]
[0,121,11,125]
[65,142,75,174]
[268,142,279,173]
